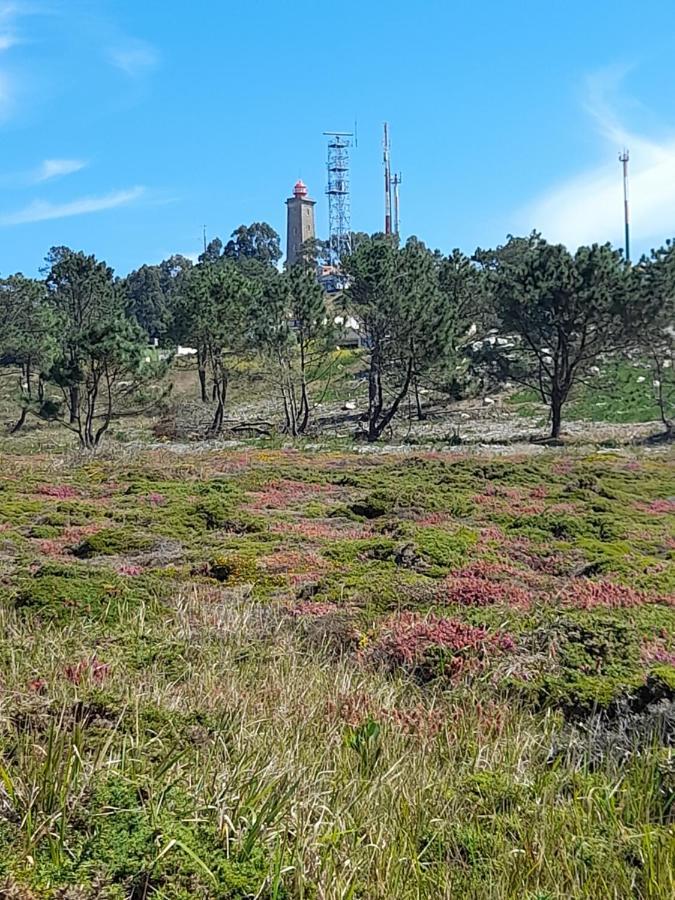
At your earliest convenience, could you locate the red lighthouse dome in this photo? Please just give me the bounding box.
[293,179,308,198]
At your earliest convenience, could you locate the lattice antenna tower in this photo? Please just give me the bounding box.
[323,131,353,266]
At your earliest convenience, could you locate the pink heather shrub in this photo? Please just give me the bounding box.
[478,525,506,543]
[472,493,503,513]
[641,639,675,667]
[638,498,675,515]
[64,656,109,685]
[516,501,547,516]
[38,524,102,558]
[248,479,338,510]
[118,564,143,576]
[366,613,514,679]
[560,579,674,609]
[548,502,581,515]
[270,520,369,541]
[529,485,548,499]
[285,600,341,618]
[414,511,452,527]
[481,485,523,500]
[146,492,166,507]
[439,573,531,608]
[474,487,546,516]
[214,453,253,473]
[258,549,326,576]
[36,484,80,499]
[454,560,519,579]
[288,572,325,587]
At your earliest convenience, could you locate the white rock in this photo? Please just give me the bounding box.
[653,380,661,388]
[483,397,496,406]
[344,401,357,411]
[589,366,601,375]
[637,376,646,383]
[664,359,672,368]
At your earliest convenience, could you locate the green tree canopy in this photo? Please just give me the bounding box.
[636,239,675,434]
[344,235,453,440]
[44,247,166,448]
[486,237,634,438]
[224,223,282,267]
[0,274,60,432]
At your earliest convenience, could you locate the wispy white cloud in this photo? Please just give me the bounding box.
[108,38,158,76]
[518,66,675,252]
[0,186,145,225]
[0,33,18,50]
[34,158,87,182]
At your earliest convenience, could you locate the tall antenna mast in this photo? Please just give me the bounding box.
[324,131,353,267]
[619,149,630,262]
[392,173,401,236]
[383,122,392,235]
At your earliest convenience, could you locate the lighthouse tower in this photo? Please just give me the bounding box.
[285,180,316,267]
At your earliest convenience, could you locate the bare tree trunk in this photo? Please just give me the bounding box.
[298,379,310,434]
[369,354,415,441]
[413,376,425,421]
[93,367,114,447]
[69,386,79,424]
[197,346,208,403]
[10,407,27,434]
[209,365,227,436]
[24,359,32,401]
[650,351,672,436]
[367,346,383,441]
[297,341,310,434]
[550,394,563,439]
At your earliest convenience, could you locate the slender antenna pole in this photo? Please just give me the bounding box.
[619,149,630,262]
[392,173,401,236]
[203,225,207,254]
[384,122,392,235]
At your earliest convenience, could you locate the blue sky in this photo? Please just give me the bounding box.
[1,0,675,277]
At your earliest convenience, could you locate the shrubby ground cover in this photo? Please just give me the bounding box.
[0,444,673,898]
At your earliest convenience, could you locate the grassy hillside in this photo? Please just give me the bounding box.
[0,444,673,898]
[0,450,675,900]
